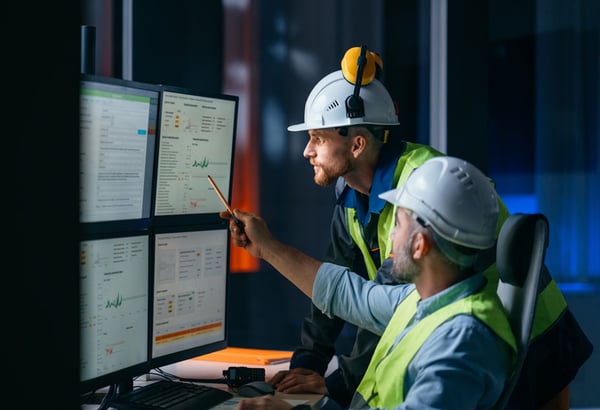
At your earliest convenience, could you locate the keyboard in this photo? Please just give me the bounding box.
[110,380,234,410]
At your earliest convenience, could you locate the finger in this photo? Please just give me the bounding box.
[274,374,301,391]
[279,383,308,394]
[267,371,288,385]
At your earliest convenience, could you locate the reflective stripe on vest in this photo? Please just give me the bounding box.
[346,143,443,280]
[354,289,517,408]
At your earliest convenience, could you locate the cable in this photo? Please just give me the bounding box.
[151,367,229,386]
[96,384,117,410]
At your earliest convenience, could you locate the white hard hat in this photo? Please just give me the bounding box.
[287,70,400,132]
[378,156,499,249]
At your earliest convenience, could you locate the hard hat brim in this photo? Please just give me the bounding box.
[378,188,402,206]
[288,119,400,133]
[287,122,309,132]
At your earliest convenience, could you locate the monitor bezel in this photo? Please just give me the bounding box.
[148,222,230,371]
[79,74,160,229]
[152,84,239,227]
[79,229,152,395]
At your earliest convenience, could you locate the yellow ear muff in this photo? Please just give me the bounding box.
[341,46,383,85]
[369,51,383,80]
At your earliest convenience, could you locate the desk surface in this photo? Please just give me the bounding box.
[82,357,325,409]
[161,353,338,381]
[162,358,323,407]
[161,357,290,380]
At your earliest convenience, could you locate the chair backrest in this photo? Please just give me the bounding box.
[494,213,549,410]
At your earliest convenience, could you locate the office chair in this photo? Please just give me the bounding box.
[494,213,549,410]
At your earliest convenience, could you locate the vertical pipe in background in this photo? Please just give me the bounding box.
[81,25,96,75]
[122,0,133,80]
[429,0,447,153]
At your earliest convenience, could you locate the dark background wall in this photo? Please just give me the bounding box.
[9,2,80,408]
[131,1,223,94]
[11,0,596,407]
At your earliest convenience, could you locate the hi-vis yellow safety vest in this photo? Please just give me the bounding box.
[346,142,567,344]
[347,142,442,280]
[353,289,517,408]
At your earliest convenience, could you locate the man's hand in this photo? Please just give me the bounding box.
[220,209,322,298]
[269,368,328,395]
[220,209,274,259]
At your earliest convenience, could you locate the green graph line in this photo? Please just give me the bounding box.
[192,157,209,168]
[106,293,123,308]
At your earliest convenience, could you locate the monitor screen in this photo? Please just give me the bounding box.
[153,87,238,223]
[79,233,150,394]
[80,75,159,225]
[150,225,229,369]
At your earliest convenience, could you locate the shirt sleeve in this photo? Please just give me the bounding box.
[313,262,410,336]
[289,202,359,376]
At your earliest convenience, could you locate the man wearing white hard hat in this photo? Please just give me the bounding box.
[272,46,448,407]
[228,156,515,409]
[270,45,591,409]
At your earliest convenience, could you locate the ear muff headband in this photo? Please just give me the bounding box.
[341,45,386,119]
[344,45,368,119]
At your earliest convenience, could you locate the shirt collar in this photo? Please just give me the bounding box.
[413,274,487,322]
[338,148,401,225]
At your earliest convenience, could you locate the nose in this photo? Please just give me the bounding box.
[303,141,313,158]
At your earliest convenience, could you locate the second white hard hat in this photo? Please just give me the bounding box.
[379,156,500,250]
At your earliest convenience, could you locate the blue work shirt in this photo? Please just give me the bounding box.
[312,262,512,410]
[337,149,400,226]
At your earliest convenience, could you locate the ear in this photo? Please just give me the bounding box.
[350,134,367,158]
[412,232,431,259]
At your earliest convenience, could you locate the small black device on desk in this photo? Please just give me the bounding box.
[223,366,266,388]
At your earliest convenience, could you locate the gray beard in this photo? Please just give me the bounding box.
[391,232,420,283]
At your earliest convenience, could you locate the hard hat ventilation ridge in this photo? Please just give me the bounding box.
[326,99,340,112]
[450,166,474,189]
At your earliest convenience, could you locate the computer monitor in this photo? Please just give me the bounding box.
[80,75,159,229]
[79,233,151,395]
[153,86,238,225]
[150,225,229,369]
[79,77,235,402]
